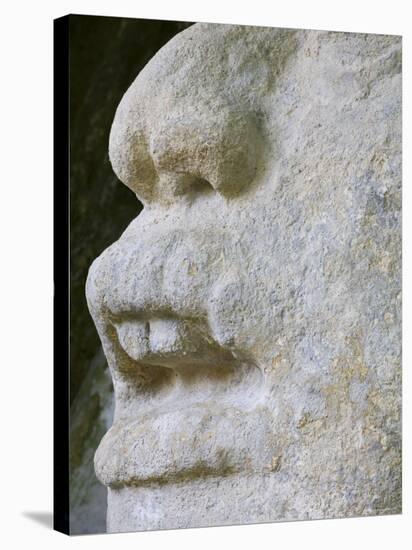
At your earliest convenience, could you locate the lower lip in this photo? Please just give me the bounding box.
[94,400,272,488]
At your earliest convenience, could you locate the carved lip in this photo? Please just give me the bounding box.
[94,402,273,488]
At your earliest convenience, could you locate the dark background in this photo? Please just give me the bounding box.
[68,14,193,534]
[70,14,192,404]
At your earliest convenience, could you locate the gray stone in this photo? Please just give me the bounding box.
[69,350,114,534]
[86,23,401,532]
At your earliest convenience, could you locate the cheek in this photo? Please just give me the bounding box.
[208,273,258,352]
[160,232,224,314]
[208,263,285,359]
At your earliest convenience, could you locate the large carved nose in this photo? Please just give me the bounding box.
[109,90,262,204]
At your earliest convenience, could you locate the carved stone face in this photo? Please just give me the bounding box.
[86,24,401,531]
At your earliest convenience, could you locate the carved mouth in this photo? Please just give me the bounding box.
[113,316,236,368]
[94,314,271,488]
[108,314,264,408]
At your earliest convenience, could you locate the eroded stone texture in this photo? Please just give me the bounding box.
[86,23,401,532]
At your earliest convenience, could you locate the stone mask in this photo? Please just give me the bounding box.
[86,23,401,532]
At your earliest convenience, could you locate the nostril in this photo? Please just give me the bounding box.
[157,172,214,199]
[190,177,214,195]
[178,175,215,198]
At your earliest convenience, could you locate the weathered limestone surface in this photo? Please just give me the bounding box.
[86,23,401,532]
